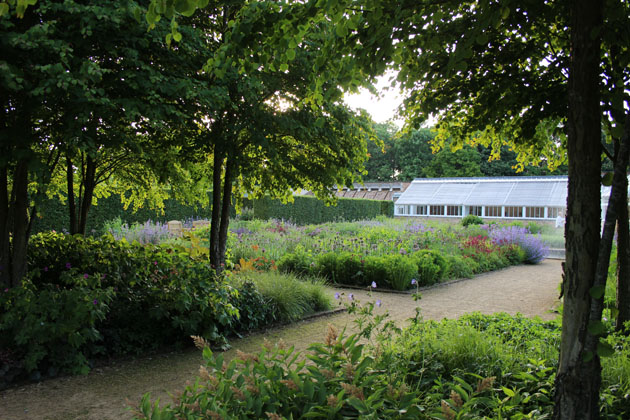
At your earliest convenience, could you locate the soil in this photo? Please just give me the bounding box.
[0,259,563,420]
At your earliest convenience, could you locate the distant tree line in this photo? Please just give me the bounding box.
[364,123,569,181]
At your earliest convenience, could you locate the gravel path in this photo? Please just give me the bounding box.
[0,259,563,420]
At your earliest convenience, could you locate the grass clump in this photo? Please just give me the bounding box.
[232,271,331,324]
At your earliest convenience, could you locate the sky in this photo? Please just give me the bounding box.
[343,73,405,127]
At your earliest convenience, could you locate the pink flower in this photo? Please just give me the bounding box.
[83,273,89,279]
[65,262,72,269]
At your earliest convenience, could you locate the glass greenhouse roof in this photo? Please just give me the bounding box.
[396,177,569,207]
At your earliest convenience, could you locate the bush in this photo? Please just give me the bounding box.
[134,330,424,419]
[489,225,549,264]
[384,255,418,291]
[461,214,483,227]
[446,255,477,279]
[2,232,239,379]
[277,246,314,277]
[411,249,449,286]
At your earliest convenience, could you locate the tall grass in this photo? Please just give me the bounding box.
[232,271,331,323]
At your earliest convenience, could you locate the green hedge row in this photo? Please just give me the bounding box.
[31,195,213,235]
[32,194,394,234]
[251,195,393,225]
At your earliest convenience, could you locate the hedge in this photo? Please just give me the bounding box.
[251,195,393,225]
[32,194,393,234]
[31,195,216,235]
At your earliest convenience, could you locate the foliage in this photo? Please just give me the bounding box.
[424,144,484,178]
[134,328,424,419]
[1,232,240,378]
[103,218,172,245]
[461,214,484,227]
[31,195,218,235]
[232,271,331,324]
[134,310,630,419]
[488,225,549,264]
[251,195,393,225]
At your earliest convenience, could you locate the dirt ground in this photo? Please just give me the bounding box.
[0,259,563,420]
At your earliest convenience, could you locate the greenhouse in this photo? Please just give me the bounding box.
[394,176,569,221]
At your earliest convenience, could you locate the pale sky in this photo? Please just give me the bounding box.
[343,73,405,127]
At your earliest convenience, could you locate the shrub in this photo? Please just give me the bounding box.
[446,255,477,279]
[489,225,549,264]
[461,214,483,227]
[277,246,314,276]
[134,330,424,419]
[6,232,239,378]
[384,255,418,291]
[336,252,366,285]
[314,252,339,281]
[411,249,449,285]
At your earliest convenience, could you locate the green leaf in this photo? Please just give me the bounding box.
[173,31,182,42]
[587,320,606,336]
[502,386,515,397]
[597,341,615,358]
[286,49,296,61]
[601,172,613,186]
[589,284,606,299]
[0,3,10,17]
[501,7,510,19]
[335,24,348,38]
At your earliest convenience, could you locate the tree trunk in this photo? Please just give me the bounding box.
[209,150,224,272]
[218,154,234,269]
[0,165,10,289]
[67,155,78,234]
[10,159,30,288]
[616,117,630,332]
[553,1,603,419]
[77,155,96,235]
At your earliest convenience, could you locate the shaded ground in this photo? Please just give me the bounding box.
[0,259,562,420]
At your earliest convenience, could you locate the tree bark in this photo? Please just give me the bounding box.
[77,154,96,235]
[67,155,78,234]
[0,165,10,289]
[10,159,30,288]
[616,117,630,332]
[209,149,224,272]
[553,1,603,418]
[218,154,234,269]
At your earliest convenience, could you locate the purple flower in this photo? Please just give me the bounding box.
[83,273,89,279]
[3,288,8,293]
[334,292,340,300]
[153,261,158,266]
[43,266,48,272]
[371,281,377,289]
[399,248,407,255]
[411,278,417,285]
[102,274,107,279]
[348,293,354,301]
[65,262,72,269]
[92,299,98,305]
[376,299,382,307]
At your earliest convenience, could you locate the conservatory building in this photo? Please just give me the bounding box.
[394,176,568,222]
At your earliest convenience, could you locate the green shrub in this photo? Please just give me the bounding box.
[411,249,449,285]
[135,331,424,419]
[384,255,418,291]
[446,255,477,279]
[314,252,339,282]
[228,280,276,332]
[336,252,366,285]
[412,253,440,286]
[277,246,314,276]
[363,256,390,289]
[526,221,543,234]
[5,232,239,377]
[461,214,483,227]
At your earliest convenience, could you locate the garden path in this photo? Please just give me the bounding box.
[0,259,563,420]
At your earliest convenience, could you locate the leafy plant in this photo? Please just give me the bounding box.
[462,214,484,227]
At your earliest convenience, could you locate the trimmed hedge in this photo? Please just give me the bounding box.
[31,195,214,235]
[252,195,393,225]
[32,194,393,234]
